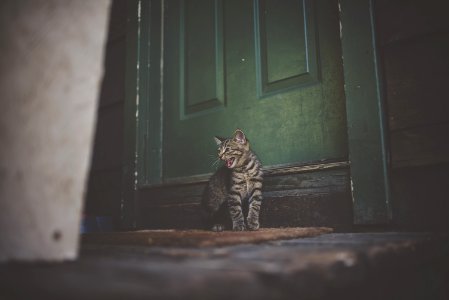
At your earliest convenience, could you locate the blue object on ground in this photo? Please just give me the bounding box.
[81,216,113,233]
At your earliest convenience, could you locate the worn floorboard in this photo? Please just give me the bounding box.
[81,227,333,247]
[1,232,448,300]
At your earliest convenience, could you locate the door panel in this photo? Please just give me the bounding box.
[180,0,225,117]
[163,0,347,181]
[255,0,318,95]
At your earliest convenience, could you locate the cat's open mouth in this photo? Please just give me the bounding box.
[226,157,235,168]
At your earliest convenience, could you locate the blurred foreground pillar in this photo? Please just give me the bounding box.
[0,0,110,261]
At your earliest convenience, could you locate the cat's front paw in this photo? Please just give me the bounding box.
[247,221,260,231]
[211,224,224,232]
[232,223,246,231]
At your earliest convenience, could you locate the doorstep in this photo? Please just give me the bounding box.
[0,232,448,300]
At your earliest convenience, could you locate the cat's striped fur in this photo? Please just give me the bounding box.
[201,129,263,231]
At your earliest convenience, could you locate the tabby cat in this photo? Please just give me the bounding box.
[201,129,263,231]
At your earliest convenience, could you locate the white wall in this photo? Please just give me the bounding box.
[0,0,110,261]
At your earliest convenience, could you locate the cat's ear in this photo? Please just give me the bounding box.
[233,129,247,144]
[214,136,225,145]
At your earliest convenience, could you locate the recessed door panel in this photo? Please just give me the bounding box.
[180,0,225,117]
[255,0,319,96]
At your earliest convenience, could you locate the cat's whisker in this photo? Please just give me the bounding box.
[207,154,218,161]
[210,157,221,169]
[207,153,220,166]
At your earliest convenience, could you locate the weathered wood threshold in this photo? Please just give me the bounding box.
[137,160,352,229]
[140,159,349,188]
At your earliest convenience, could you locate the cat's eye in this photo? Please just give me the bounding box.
[218,146,230,154]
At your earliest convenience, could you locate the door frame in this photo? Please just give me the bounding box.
[121,0,391,229]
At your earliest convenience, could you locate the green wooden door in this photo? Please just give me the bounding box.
[124,0,391,228]
[161,0,347,182]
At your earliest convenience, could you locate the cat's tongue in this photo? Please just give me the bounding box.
[226,158,234,168]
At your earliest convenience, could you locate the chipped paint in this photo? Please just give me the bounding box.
[133,0,142,191]
[338,1,343,39]
[137,0,141,22]
[350,176,355,203]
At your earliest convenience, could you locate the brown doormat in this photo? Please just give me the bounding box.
[82,227,333,248]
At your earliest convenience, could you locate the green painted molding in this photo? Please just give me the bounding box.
[141,0,163,186]
[339,0,392,224]
[122,0,140,229]
[122,0,163,229]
